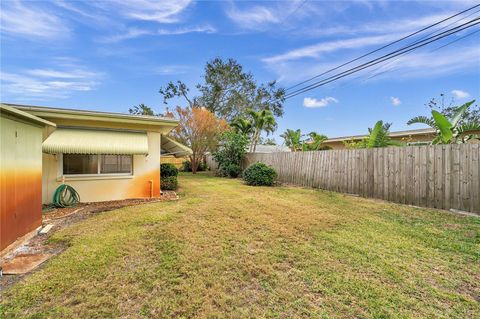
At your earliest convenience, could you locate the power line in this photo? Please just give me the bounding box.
[282,18,480,100]
[284,3,480,92]
[363,8,480,81]
[364,29,480,82]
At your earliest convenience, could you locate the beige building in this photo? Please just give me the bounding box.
[322,128,437,149]
[4,104,191,204]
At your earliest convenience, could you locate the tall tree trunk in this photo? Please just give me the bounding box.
[191,154,197,174]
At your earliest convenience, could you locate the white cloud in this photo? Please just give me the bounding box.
[157,25,216,35]
[100,25,216,43]
[303,97,338,108]
[1,62,102,100]
[227,5,280,29]
[390,97,401,106]
[263,34,398,64]
[156,65,190,75]
[106,0,192,23]
[0,0,69,39]
[451,89,470,99]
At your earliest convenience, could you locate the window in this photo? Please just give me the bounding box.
[101,155,132,174]
[62,154,133,175]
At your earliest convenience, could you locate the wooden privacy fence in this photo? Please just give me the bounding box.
[208,144,480,213]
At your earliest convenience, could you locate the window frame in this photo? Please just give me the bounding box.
[59,153,134,178]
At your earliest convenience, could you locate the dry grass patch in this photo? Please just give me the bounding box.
[1,172,479,318]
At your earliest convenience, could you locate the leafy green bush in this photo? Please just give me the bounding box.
[225,163,241,178]
[243,162,277,186]
[213,131,249,178]
[161,176,178,190]
[160,163,178,178]
[182,160,207,172]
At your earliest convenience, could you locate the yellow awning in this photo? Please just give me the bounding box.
[43,128,149,155]
[161,135,192,158]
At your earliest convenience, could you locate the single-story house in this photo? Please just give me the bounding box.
[322,128,437,149]
[0,105,55,251]
[2,103,191,204]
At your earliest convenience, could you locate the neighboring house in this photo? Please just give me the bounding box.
[0,105,55,251]
[3,104,191,204]
[322,128,436,149]
[249,145,291,153]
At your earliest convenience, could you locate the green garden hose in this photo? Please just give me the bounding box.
[53,184,80,208]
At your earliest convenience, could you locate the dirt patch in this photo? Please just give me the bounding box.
[0,192,178,290]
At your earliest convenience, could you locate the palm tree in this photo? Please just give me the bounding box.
[302,132,328,151]
[408,100,479,144]
[345,121,404,149]
[247,109,276,152]
[230,117,253,137]
[280,129,302,152]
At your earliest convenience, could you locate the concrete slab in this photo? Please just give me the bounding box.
[39,224,54,235]
[1,253,52,275]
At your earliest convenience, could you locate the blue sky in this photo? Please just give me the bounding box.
[1,0,479,141]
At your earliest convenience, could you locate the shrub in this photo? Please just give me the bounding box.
[225,163,241,178]
[161,176,178,190]
[182,160,207,172]
[160,163,178,178]
[243,162,277,186]
[212,131,249,178]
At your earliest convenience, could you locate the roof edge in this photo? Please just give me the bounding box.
[1,104,56,127]
[324,128,436,143]
[3,103,178,126]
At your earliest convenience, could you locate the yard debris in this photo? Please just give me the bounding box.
[39,224,54,235]
[1,254,52,275]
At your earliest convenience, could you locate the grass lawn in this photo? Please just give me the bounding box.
[1,172,479,318]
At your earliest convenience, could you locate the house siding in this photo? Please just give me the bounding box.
[42,132,161,203]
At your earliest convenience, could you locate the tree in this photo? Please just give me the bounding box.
[262,137,277,145]
[426,94,479,124]
[302,132,328,151]
[212,131,249,178]
[159,58,285,121]
[344,121,404,149]
[129,104,158,116]
[281,129,302,152]
[166,106,228,173]
[408,100,480,144]
[247,109,276,152]
[230,117,253,137]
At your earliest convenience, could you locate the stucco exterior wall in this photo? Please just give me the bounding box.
[42,132,161,203]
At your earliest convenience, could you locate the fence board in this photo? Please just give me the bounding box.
[207,144,480,213]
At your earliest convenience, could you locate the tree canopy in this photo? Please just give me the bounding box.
[166,106,228,173]
[128,104,158,116]
[159,58,285,121]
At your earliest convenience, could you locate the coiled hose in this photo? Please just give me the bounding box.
[53,184,80,208]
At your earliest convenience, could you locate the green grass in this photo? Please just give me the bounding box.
[1,172,479,318]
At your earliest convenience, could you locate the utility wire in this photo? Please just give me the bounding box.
[282,18,480,100]
[284,3,480,92]
[363,8,480,81]
[364,29,480,82]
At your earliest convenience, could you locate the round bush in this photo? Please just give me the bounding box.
[225,163,241,178]
[161,176,178,190]
[243,162,277,186]
[161,163,178,178]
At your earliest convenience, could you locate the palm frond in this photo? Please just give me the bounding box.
[451,100,475,127]
[407,116,436,128]
[456,122,480,135]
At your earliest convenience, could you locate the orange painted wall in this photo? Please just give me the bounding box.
[1,116,43,251]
